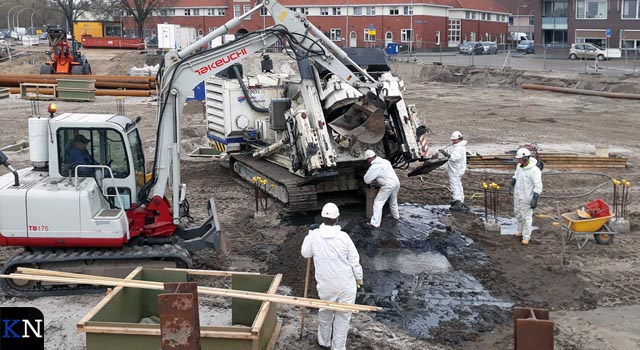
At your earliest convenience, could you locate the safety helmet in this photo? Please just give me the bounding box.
[321,203,340,219]
[364,150,376,159]
[515,148,531,159]
[450,131,462,140]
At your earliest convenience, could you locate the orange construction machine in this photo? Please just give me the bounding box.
[40,25,91,75]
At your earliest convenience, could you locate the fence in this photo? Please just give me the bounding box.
[386,41,640,78]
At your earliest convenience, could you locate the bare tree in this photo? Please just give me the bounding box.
[48,0,93,37]
[115,0,166,39]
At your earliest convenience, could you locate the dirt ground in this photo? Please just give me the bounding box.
[0,50,639,350]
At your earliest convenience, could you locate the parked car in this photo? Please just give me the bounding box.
[568,43,621,61]
[516,40,535,54]
[481,41,498,54]
[459,41,484,55]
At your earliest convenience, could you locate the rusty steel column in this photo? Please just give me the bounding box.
[158,282,201,350]
[513,307,553,350]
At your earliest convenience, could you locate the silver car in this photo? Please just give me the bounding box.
[481,41,498,55]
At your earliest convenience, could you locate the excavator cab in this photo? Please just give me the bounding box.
[40,25,91,75]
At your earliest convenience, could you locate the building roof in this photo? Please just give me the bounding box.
[167,0,509,13]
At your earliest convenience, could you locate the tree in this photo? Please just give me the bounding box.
[48,0,93,37]
[115,0,166,39]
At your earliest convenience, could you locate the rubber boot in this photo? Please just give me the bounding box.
[450,200,463,211]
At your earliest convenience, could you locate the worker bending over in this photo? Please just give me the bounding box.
[363,149,400,227]
[439,131,467,211]
[510,148,543,245]
[301,203,363,350]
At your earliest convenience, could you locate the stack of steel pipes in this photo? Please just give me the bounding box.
[0,73,157,97]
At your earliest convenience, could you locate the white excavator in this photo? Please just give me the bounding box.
[0,0,428,296]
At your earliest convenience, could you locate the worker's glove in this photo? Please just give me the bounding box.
[530,192,540,209]
[509,178,516,195]
[356,279,363,288]
[439,149,450,158]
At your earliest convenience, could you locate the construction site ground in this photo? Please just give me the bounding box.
[1,49,639,350]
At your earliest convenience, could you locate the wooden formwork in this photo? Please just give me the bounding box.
[77,267,282,350]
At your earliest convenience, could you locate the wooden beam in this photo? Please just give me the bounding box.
[163,268,262,277]
[251,274,282,335]
[2,272,380,313]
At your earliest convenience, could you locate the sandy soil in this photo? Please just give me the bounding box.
[0,52,639,350]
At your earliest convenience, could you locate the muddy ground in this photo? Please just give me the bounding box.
[0,50,639,350]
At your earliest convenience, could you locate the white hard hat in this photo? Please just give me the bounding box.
[321,203,340,219]
[515,148,531,159]
[364,150,376,159]
[451,131,462,140]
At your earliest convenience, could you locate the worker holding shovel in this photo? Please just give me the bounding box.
[301,203,363,350]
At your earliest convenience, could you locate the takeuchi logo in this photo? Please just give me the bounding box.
[194,48,248,75]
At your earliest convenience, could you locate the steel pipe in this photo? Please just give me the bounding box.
[521,83,640,100]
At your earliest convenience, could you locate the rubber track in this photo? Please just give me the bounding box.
[0,244,192,297]
[231,154,318,211]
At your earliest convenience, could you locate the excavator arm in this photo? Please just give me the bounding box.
[142,0,391,222]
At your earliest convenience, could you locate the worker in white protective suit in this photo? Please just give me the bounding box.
[439,131,468,211]
[509,148,543,245]
[301,203,363,350]
[363,149,400,228]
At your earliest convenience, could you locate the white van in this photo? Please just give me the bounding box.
[510,32,529,42]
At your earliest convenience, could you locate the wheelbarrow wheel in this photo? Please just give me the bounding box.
[594,233,614,245]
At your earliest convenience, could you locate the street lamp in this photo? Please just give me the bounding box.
[31,9,42,35]
[7,5,22,37]
[15,8,30,32]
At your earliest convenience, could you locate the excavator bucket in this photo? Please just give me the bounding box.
[329,97,385,144]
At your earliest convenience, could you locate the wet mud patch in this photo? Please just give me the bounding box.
[270,204,513,344]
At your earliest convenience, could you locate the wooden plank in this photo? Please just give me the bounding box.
[77,266,144,329]
[81,325,258,339]
[266,321,282,350]
[163,268,262,277]
[3,272,379,312]
[251,274,282,334]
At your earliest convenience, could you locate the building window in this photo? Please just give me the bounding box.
[403,6,413,15]
[243,5,251,19]
[543,0,568,17]
[234,5,241,17]
[389,6,399,15]
[332,7,341,15]
[193,9,199,16]
[260,7,268,16]
[159,8,175,16]
[576,0,607,19]
[217,8,226,16]
[207,8,213,16]
[448,19,460,43]
[364,29,376,42]
[209,27,217,33]
[508,16,514,25]
[470,32,476,41]
[287,7,297,12]
[354,7,362,16]
[301,8,309,15]
[623,0,639,18]
[366,7,376,16]
[481,12,487,20]
[385,31,393,42]
[184,9,191,16]
[321,7,329,15]
[401,29,413,42]
[198,29,204,36]
[329,28,342,41]
[529,16,535,25]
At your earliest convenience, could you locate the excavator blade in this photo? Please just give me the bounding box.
[329,98,385,144]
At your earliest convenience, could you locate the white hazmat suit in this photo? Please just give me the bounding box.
[301,224,363,350]
[364,157,400,227]
[447,140,468,203]
[513,158,543,241]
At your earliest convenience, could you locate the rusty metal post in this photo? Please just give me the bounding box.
[158,282,201,350]
[513,307,553,350]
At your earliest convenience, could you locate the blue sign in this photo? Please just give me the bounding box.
[606,29,612,38]
[369,24,374,30]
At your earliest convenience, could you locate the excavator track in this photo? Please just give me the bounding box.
[230,154,318,211]
[0,244,192,297]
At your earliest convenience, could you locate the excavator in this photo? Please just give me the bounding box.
[0,0,427,296]
[40,25,91,75]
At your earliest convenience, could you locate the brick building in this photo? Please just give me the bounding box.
[534,0,640,49]
[119,0,509,49]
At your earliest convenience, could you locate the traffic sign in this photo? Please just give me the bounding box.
[606,29,612,38]
[369,24,374,30]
